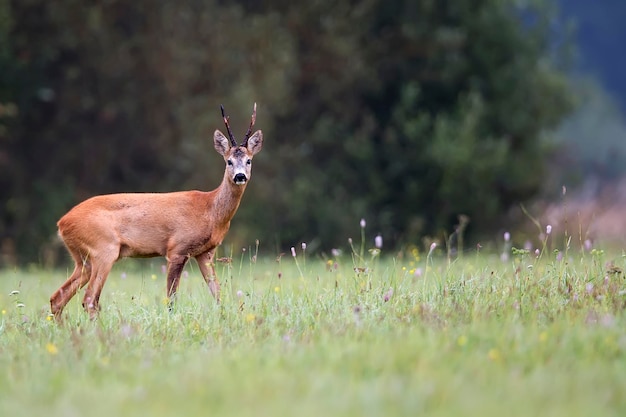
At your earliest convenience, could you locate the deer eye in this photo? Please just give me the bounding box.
[246,159,251,165]
[227,160,233,166]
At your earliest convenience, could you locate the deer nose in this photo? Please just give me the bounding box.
[234,173,247,184]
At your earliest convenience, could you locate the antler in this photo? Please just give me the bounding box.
[241,102,257,147]
[220,104,238,147]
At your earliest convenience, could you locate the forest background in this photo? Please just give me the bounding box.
[1,0,625,265]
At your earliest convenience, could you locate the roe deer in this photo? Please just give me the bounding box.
[51,104,263,319]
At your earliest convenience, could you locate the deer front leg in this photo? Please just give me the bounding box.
[166,254,189,307]
[196,249,220,303]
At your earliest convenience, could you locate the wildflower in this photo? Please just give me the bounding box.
[274,286,280,293]
[383,288,393,302]
[534,249,540,257]
[46,314,53,321]
[360,218,366,228]
[488,348,501,362]
[161,264,167,274]
[428,242,437,257]
[546,225,552,235]
[245,313,256,323]
[120,324,133,338]
[46,343,58,355]
[2,309,6,315]
[585,283,594,294]
[414,268,423,277]
[584,239,592,251]
[290,247,296,257]
[331,248,341,257]
[301,242,307,251]
[236,290,244,298]
[375,234,383,249]
[504,232,510,242]
[556,251,563,261]
[121,272,127,279]
[151,274,157,280]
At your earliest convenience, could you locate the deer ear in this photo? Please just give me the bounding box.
[214,130,230,156]
[246,130,263,155]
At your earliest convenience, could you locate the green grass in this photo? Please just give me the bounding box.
[1,246,625,416]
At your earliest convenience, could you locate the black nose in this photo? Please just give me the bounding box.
[234,173,247,184]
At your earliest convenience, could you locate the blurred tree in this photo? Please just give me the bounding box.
[247,0,573,249]
[0,0,573,264]
[552,78,626,186]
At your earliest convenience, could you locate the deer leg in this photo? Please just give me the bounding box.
[82,254,116,320]
[51,253,91,319]
[196,249,220,303]
[166,254,189,307]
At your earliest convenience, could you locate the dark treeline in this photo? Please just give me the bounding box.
[0,0,573,265]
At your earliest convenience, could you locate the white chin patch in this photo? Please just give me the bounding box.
[234,179,247,185]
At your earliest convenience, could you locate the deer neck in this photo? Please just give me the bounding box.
[210,173,247,225]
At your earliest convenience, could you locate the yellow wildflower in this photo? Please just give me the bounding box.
[488,348,501,362]
[46,343,58,355]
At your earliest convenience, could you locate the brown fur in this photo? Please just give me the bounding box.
[51,123,263,320]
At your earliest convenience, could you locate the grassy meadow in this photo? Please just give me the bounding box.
[0,240,625,416]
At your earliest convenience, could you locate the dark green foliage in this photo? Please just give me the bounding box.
[0,0,573,264]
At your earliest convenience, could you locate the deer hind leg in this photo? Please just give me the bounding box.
[82,250,118,319]
[166,254,189,309]
[196,249,220,303]
[51,251,92,319]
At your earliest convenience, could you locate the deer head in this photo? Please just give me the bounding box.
[214,103,263,185]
